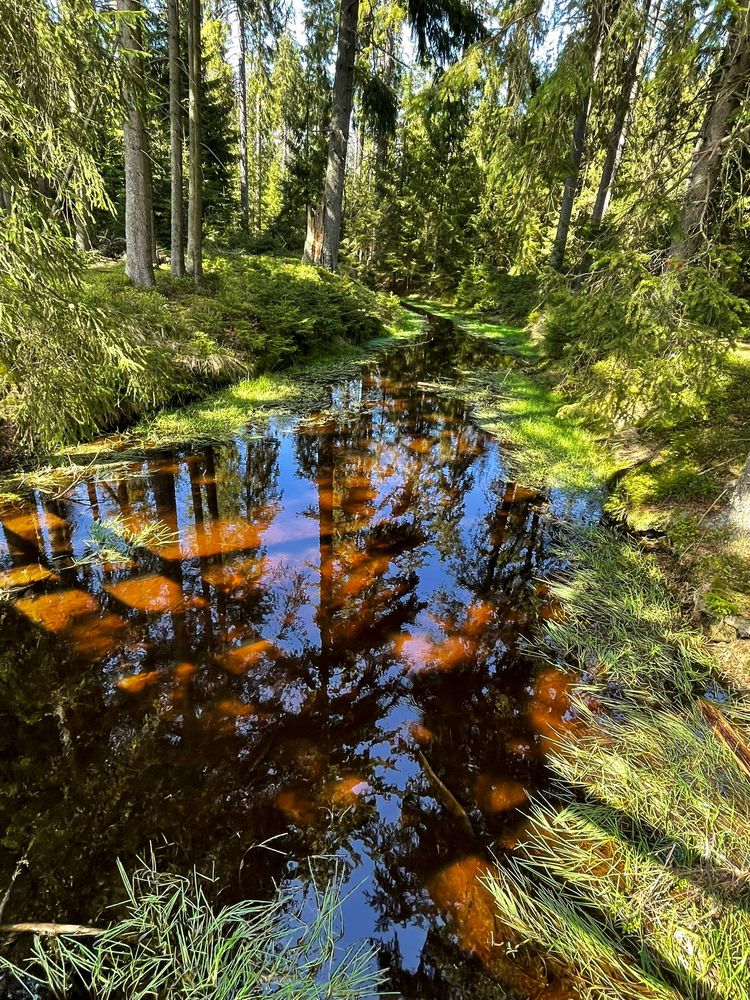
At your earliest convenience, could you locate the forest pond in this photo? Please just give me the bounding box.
[0,319,587,999]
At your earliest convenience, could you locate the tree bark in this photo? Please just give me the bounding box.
[168,0,185,275]
[591,0,659,228]
[549,6,605,272]
[727,452,750,533]
[186,0,203,284]
[119,0,155,288]
[303,0,360,271]
[237,1,249,233]
[670,5,750,260]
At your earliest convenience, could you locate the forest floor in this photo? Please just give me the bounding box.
[410,298,750,1000]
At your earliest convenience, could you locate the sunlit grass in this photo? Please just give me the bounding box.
[485,522,750,999]
[0,853,384,1000]
[407,298,540,359]
[75,515,179,566]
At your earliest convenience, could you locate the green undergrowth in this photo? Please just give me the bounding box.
[486,528,750,1000]
[606,343,750,656]
[483,514,750,998]
[0,253,400,459]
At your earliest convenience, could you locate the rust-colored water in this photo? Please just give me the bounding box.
[0,322,589,998]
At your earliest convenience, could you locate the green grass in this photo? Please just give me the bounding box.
[484,524,750,999]
[69,306,423,453]
[0,853,384,1000]
[407,298,540,360]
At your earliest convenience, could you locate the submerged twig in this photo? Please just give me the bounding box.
[416,749,474,837]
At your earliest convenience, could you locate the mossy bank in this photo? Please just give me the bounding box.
[0,253,417,463]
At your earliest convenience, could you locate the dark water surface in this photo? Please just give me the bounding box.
[0,321,582,998]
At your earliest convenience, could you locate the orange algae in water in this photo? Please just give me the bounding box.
[275,787,319,826]
[408,722,436,745]
[174,662,197,682]
[218,639,276,674]
[0,564,59,589]
[155,519,263,561]
[117,670,161,693]
[106,574,186,614]
[473,774,528,814]
[15,589,99,632]
[427,856,498,963]
[215,699,257,717]
[527,666,571,740]
[202,557,266,593]
[67,612,129,660]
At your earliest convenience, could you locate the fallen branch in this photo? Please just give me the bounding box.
[0,922,105,937]
[699,699,750,780]
[416,749,475,837]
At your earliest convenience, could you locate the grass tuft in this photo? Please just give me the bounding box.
[0,852,385,1000]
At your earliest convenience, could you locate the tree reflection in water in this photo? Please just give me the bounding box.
[0,324,574,1000]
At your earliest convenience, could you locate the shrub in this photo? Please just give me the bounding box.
[540,252,747,431]
[455,266,539,325]
[0,254,396,455]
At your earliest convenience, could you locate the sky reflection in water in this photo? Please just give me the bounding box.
[0,326,578,999]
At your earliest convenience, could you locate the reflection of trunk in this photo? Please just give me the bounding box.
[118,0,155,288]
[168,0,185,275]
[670,7,750,260]
[237,1,249,233]
[186,0,203,283]
[591,0,658,229]
[727,453,750,533]
[549,6,606,271]
[316,423,335,663]
[187,456,216,651]
[302,0,360,271]
[149,459,190,656]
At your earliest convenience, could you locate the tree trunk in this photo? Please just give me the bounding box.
[549,7,605,272]
[591,0,659,229]
[303,0,360,271]
[670,6,750,260]
[119,0,155,288]
[186,0,203,284]
[74,206,94,251]
[237,1,249,233]
[168,0,185,275]
[727,452,750,533]
[255,76,262,233]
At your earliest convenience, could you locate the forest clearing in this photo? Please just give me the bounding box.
[2,0,750,997]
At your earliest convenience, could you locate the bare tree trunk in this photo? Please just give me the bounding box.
[186,0,203,284]
[168,0,185,275]
[255,19,263,234]
[727,452,750,533]
[670,6,750,260]
[591,0,659,228]
[549,7,605,272]
[303,0,360,271]
[237,1,249,233]
[119,0,155,288]
[74,207,94,251]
